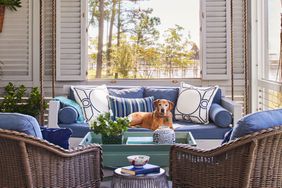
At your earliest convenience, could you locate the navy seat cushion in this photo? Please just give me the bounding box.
[209,103,232,128]
[173,120,231,139]
[0,113,43,139]
[108,87,144,98]
[58,106,78,124]
[230,109,282,141]
[59,123,90,138]
[41,127,72,149]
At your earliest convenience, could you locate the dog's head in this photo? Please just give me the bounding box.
[154,99,174,116]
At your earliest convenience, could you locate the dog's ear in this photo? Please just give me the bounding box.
[153,99,160,109]
[168,101,174,111]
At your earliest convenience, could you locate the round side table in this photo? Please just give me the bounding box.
[112,168,168,188]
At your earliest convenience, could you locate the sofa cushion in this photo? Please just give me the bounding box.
[59,123,90,138]
[108,87,144,98]
[58,106,78,124]
[144,87,179,119]
[209,103,232,128]
[230,109,282,140]
[212,88,222,105]
[108,96,154,118]
[41,127,72,149]
[175,82,219,124]
[54,96,85,123]
[173,120,231,139]
[0,113,43,138]
[71,85,109,122]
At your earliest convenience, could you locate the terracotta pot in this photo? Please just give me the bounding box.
[0,5,5,32]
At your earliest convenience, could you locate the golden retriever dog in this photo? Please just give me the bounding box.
[128,99,174,130]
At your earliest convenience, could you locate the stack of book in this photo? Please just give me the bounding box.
[120,164,160,175]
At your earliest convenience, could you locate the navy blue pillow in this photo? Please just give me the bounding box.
[209,103,232,128]
[41,127,72,149]
[108,96,154,118]
[108,87,144,98]
[58,106,78,124]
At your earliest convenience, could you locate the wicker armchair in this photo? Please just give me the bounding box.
[0,128,103,188]
[170,126,282,188]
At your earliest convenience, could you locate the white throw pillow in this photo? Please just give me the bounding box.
[175,82,219,124]
[71,85,109,122]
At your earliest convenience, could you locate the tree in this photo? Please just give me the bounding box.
[106,0,117,76]
[96,0,105,78]
[161,25,194,78]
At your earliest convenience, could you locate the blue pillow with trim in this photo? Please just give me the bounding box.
[54,96,85,123]
[108,96,154,119]
[209,103,232,128]
[41,127,72,149]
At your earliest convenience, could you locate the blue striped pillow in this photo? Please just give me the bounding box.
[108,96,154,118]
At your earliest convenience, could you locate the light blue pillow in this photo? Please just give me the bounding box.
[54,96,85,123]
[108,96,154,119]
[230,109,282,140]
[0,113,43,138]
[209,103,232,128]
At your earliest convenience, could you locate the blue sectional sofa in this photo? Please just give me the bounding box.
[48,86,242,139]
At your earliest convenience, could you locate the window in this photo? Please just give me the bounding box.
[264,0,282,82]
[87,0,200,79]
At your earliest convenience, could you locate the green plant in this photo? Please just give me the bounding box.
[90,112,129,136]
[0,0,21,11]
[0,82,47,117]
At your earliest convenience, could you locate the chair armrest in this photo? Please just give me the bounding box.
[48,100,60,128]
[221,97,242,127]
[170,143,254,188]
[28,143,103,187]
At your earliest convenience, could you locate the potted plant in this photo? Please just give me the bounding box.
[0,0,22,32]
[0,82,47,118]
[90,112,129,144]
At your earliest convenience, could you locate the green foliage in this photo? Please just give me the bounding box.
[0,0,21,11]
[0,82,47,117]
[90,112,129,136]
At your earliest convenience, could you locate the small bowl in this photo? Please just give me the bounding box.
[127,155,150,168]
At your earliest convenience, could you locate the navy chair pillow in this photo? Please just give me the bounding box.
[209,103,232,128]
[230,109,282,141]
[41,127,72,149]
[58,106,78,124]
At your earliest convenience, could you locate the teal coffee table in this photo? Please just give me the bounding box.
[80,131,196,168]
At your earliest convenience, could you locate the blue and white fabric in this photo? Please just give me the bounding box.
[71,85,109,122]
[108,96,154,118]
[175,82,219,124]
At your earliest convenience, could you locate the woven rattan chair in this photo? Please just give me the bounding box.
[170,126,282,188]
[0,128,103,188]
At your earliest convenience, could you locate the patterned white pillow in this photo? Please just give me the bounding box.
[175,82,219,124]
[71,85,109,122]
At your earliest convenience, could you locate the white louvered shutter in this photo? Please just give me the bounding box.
[56,0,87,81]
[0,0,32,80]
[201,0,231,80]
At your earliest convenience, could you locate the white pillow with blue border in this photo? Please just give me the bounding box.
[175,82,219,124]
[71,84,109,123]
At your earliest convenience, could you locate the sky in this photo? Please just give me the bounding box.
[268,0,281,55]
[88,0,200,46]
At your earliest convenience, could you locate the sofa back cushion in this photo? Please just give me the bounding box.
[108,96,154,118]
[230,109,282,140]
[144,87,179,119]
[108,87,144,98]
[0,113,43,139]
